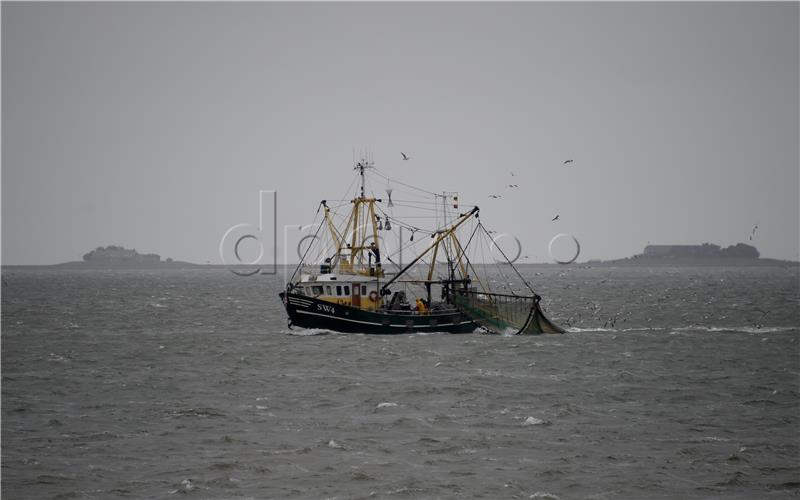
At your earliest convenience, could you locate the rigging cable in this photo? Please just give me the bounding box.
[287,212,327,286]
[478,222,537,296]
[371,168,439,197]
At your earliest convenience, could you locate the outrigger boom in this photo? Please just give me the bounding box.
[380,206,479,295]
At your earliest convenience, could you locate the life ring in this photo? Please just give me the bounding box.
[368,291,379,302]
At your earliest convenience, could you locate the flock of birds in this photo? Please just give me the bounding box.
[396,151,569,254]
[486,159,574,222]
[396,151,569,263]
[400,151,571,217]
[399,151,575,261]
[401,152,761,245]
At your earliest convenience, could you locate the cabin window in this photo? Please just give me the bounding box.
[362,285,367,295]
[344,285,350,295]
[326,285,332,295]
[295,286,305,295]
[336,285,342,296]
[311,286,323,296]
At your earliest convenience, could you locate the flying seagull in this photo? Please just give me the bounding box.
[510,171,516,176]
[488,194,502,199]
[563,159,573,165]
[507,184,518,188]
[401,152,410,161]
[552,215,560,221]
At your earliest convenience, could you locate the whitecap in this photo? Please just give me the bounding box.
[673,325,797,334]
[170,478,197,495]
[567,327,616,333]
[529,492,560,499]
[376,402,398,409]
[282,328,335,336]
[327,439,344,449]
[523,416,551,426]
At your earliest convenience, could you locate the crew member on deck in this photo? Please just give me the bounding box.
[320,257,331,274]
[415,298,428,313]
[369,242,382,272]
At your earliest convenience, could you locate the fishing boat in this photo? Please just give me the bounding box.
[279,156,564,335]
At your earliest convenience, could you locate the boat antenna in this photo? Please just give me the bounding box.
[354,154,374,199]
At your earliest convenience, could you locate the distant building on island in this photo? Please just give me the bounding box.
[643,243,759,259]
[82,245,161,264]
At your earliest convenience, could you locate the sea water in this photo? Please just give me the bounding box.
[2,266,798,499]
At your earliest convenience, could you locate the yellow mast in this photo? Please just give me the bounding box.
[331,201,355,273]
[350,199,360,268]
[329,158,384,276]
[367,200,382,276]
[322,202,343,251]
[427,238,440,282]
[449,232,468,279]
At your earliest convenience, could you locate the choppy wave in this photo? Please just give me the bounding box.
[567,325,798,334]
[281,327,337,336]
[671,325,799,334]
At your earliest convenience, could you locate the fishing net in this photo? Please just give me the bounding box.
[454,290,564,335]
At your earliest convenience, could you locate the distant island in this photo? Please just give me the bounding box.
[0,245,259,269]
[590,242,797,267]
[642,242,759,259]
[82,245,164,264]
[53,245,198,269]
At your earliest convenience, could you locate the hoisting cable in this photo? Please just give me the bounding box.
[478,222,538,297]
[287,213,327,286]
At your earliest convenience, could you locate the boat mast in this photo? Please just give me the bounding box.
[320,201,343,257]
[357,156,368,199]
[342,155,381,277]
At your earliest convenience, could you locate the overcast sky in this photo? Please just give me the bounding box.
[2,2,798,265]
